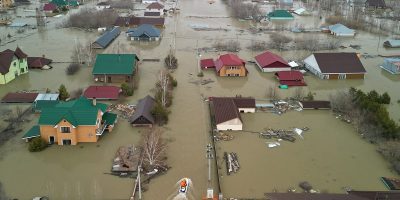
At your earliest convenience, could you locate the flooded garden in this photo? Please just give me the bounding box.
[0,0,400,199]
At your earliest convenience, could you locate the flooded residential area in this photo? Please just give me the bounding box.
[0,0,400,199]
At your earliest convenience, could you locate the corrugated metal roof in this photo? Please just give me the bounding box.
[312,52,366,74]
[35,93,59,101]
[328,23,355,35]
[127,24,160,38]
[130,95,155,125]
[1,93,39,103]
[384,40,400,47]
[92,54,139,75]
[22,125,40,139]
[83,86,120,100]
[255,51,289,68]
[93,27,121,48]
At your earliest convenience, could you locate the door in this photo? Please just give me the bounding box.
[107,76,112,83]
[49,136,55,144]
[62,139,72,145]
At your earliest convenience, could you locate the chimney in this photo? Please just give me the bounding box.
[92,97,96,106]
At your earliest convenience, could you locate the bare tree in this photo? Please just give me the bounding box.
[71,40,94,66]
[267,85,280,100]
[157,70,169,108]
[292,87,305,101]
[140,128,167,170]
[269,33,292,51]
[213,40,241,52]
[63,8,118,29]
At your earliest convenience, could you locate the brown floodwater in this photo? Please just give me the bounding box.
[0,0,400,199]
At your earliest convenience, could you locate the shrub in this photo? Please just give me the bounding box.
[66,63,80,75]
[121,83,134,96]
[172,78,178,87]
[28,137,48,152]
[58,84,70,101]
[151,102,169,124]
[197,72,204,77]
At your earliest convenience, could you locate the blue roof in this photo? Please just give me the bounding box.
[127,24,160,38]
[93,27,121,48]
[328,23,355,34]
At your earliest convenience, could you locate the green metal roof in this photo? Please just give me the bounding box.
[92,54,139,75]
[33,100,60,112]
[267,10,294,19]
[103,112,117,125]
[38,97,108,126]
[22,125,40,139]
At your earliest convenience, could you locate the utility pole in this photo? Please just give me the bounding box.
[205,143,215,200]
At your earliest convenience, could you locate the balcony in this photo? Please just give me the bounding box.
[96,122,107,136]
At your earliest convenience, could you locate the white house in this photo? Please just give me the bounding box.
[212,97,255,131]
[96,2,111,10]
[146,2,164,15]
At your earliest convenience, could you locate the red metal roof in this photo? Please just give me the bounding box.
[200,59,215,69]
[147,2,164,9]
[215,54,245,72]
[275,71,306,86]
[43,3,57,11]
[83,86,121,100]
[1,93,39,103]
[255,51,289,68]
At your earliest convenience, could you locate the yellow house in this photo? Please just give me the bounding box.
[215,53,248,77]
[23,97,117,145]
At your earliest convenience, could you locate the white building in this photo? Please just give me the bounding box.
[146,2,164,15]
[96,2,111,10]
[212,97,255,131]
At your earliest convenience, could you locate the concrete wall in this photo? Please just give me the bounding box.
[219,65,247,77]
[216,118,243,131]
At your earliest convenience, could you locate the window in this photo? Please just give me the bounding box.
[13,62,16,66]
[21,68,24,73]
[60,127,71,133]
[339,74,346,79]
[229,66,237,70]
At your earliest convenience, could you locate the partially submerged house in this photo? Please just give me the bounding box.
[27,56,52,69]
[126,24,161,41]
[381,58,400,74]
[300,101,331,110]
[83,85,121,100]
[92,27,121,49]
[267,10,294,20]
[255,51,290,72]
[129,95,155,127]
[303,52,366,79]
[212,97,256,131]
[96,1,110,10]
[144,12,161,17]
[383,40,400,48]
[43,3,57,13]
[365,0,386,9]
[146,2,164,15]
[293,8,310,16]
[0,47,28,84]
[129,17,165,28]
[328,23,355,37]
[92,54,140,83]
[22,97,117,145]
[215,54,248,77]
[275,71,306,86]
[1,92,38,103]
[200,59,215,69]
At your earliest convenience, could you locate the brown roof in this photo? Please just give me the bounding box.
[146,2,164,9]
[212,97,255,124]
[27,57,52,69]
[130,95,155,125]
[144,12,161,16]
[348,191,400,200]
[265,193,368,200]
[1,92,39,103]
[313,53,366,74]
[300,101,331,109]
[0,47,28,74]
[14,47,27,59]
[129,17,165,26]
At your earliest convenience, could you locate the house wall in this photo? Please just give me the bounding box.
[256,60,291,72]
[94,74,133,83]
[238,108,255,113]
[346,74,364,79]
[146,8,162,14]
[216,118,243,131]
[331,31,355,37]
[0,57,28,85]
[218,65,247,77]
[130,36,159,41]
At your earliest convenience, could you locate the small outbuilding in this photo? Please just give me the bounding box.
[275,71,306,86]
[129,17,165,28]
[381,58,400,74]
[126,24,161,41]
[300,101,331,110]
[255,51,290,72]
[328,24,355,37]
[383,40,400,48]
[92,27,121,49]
[96,2,111,10]
[267,10,294,20]
[293,8,310,16]
[146,2,164,15]
[92,54,140,83]
[43,3,57,13]
[129,95,155,127]
[27,57,52,69]
[365,0,386,9]
[83,86,121,100]
[200,59,215,69]
[1,92,39,103]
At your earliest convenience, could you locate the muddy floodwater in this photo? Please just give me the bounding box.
[1,0,400,199]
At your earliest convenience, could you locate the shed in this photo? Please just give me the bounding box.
[275,71,306,86]
[365,0,386,9]
[34,93,59,101]
[146,2,164,10]
[92,27,121,49]
[300,101,331,110]
[83,85,121,100]
[303,52,366,79]
[255,51,290,72]
[129,17,165,28]
[1,92,39,103]
[33,100,60,112]
[126,24,161,41]
[383,40,400,48]
[293,8,310,16]
[267,10,294,20]
[328,24,355,37]
[381,58,400,74]
[129,95,155,127]
[27,57,52,69]
[200,59,215,69]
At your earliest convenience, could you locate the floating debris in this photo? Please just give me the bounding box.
[224,152,240,175]
[266,141,281,148]
[108,104,135,119]
[214,132,234,141]
[111,145,140,176]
